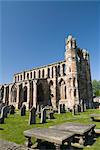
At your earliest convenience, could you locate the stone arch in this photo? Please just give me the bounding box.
[59,78,66,100]
[38,70,41,78]
[37,82,44,104]
[34,71,36,78]
[23,86,27,102]
[73,77,76,87]
[11,84,17,102]
[27,73,29,79]
[48,80,54,106]
[62,64,66,75]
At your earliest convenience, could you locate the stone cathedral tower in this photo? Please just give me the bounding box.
[65,35,79,109]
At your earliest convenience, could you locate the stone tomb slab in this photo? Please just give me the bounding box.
[50,122,96,145]
[24,128,74,150]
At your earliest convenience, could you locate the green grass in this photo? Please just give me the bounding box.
[0,109,100,149]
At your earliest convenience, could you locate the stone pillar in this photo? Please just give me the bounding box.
[33,80,37,108]
[26,81,30,110]
[16,84,20,109]
[8,85,12,105]
[60,64,63,76]
[3,86,6,104]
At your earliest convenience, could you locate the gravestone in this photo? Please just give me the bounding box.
[40,108,46,123]
[72,105,75,116]
[63,104,66,113]
[78,104,81,112]
[58,104,62,114]
[48,111,55,119]
[84,103,86,112]
[0,103,5,114]
[0,106,5,124]
[72,105,78,115]
[2,106,9,118]
[29,107,36,124]
[9,105,15,114]
[10,105,15,114]
[21,104,26,116]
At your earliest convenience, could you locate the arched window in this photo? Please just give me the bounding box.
[48,68,50,78]
[30,72,32,79]
[20,75,22,80]
[42,69,45,78]
[62,64,66,75]
[73,77,75,87]
[34,71,36,78]
[11,84,17,102]
[74,89,76,97]
[27,73,29,79]
[23,86,27,102]
[55,66,57,76]
[18,75,19,81]
[38,70,41,78]
[58,65,60,76]
[23,72,25,80]
[15,76,16,82]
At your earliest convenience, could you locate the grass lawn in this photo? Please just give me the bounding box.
[0,109,100,149]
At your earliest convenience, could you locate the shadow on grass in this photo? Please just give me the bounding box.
[0,128,4,130]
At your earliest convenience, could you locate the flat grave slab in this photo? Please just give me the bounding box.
[90,114,100,121]
[50,122,96,145]
[24,128,75,150]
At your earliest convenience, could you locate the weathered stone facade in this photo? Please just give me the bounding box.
[0,35,93,110]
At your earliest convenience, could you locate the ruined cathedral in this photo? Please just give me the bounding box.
[0,35,93,110]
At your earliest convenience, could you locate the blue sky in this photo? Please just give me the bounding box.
[0,0,100,84]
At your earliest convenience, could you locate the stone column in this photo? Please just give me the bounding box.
[26,81,30,110]
[3,86,6,104]
[8,85,12,105]
[60,64,63,76]
[33,80,37,108]
[16,84,20,109]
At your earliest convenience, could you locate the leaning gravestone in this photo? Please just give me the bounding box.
[29,107,36,125]
[21,104,26,116]
[41,108,46,123]
[2,106,9,118]
[0,106,5,124]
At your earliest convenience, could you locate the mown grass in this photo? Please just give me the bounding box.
[0,109,100,149]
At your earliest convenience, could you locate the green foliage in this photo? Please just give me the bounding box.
[0,109,100,149]
[92,80,100,96]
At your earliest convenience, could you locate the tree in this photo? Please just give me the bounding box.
[92,80,100,96]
